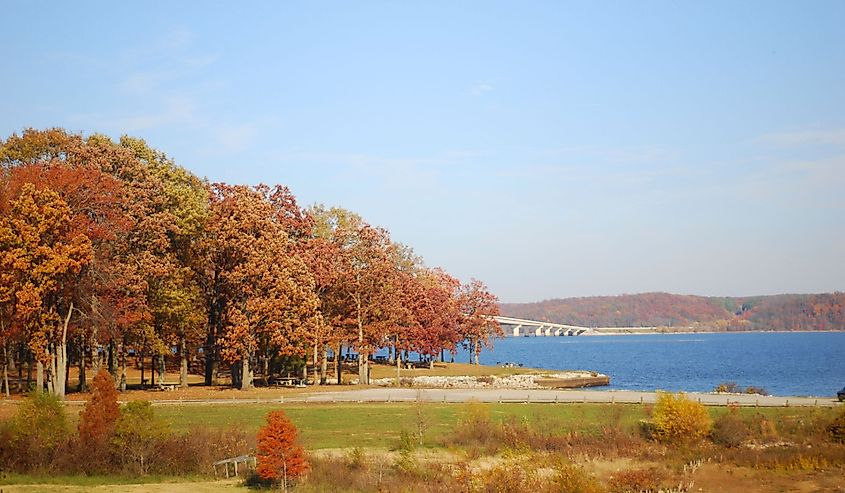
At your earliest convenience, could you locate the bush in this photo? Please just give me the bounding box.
[712,406,749,448]
[78,370,120,452]
[744,386,768,396]
[9,392,69,470]
[651,392,712,444]
[552,462,605,493]
[829,407,845,443]
[256,409,309,485]
[714,382,740,393]
[608,468,666,492]
[111,400,170,474]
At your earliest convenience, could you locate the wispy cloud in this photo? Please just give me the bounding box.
[215,124,257,152]
[759,127,845,148]
[69,96,198,133]
[469,81,494,96]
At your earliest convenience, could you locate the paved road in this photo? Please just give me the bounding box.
[301,388,841,407]
[3,388,838,408]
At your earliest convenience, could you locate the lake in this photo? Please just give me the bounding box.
[463,332,845,397]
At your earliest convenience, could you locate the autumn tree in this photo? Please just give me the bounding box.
[78,369,120,452]
[458,279,502,365]
[319,210,401,385]
[200,184,321,390]
[118,136,208,388]
[256,409,309,488]
[405,268,462,365]
[0,184,93,397]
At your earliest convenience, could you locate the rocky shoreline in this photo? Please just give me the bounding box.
[368,371,610,389]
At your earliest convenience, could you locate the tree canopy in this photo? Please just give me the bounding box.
[0,128,502,396]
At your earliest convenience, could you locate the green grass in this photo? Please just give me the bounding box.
[0,473,210,486]
[155,402,649,449]
[153,401,836,449]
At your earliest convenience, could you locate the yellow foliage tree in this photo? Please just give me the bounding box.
[652,392,713,444]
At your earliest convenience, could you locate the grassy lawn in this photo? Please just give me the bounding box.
[0,477,246,492]
[152,401,821,449]
[153,402,647,449]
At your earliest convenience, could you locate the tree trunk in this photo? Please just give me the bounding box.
[205,295,220,386]
[471,338,480,365]
[395,350,401,386]
[108,340,117,381]
[179,334,189,388]
[335,343,342,385]
[319,345,328,385]
[36,360,44,394]
[356,301,369,385]
[2,344,9,398]
[157,353,166,385]
[17,349,24,393]
[312,342,319,385]
[240,353,252,390]
[56,303,71,398]
[119,343,127,392]
[78,336,87,392]
[91,331,101,377]
[26,356,32,392]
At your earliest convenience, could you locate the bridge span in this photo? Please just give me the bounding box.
[491,316,660,336]
[492,316,593,336]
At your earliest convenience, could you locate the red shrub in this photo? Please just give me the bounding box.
[78,369,120,446]
[256,409,308,483]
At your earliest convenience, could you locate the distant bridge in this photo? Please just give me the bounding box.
[492,316,593,336]
[491,316,660,336]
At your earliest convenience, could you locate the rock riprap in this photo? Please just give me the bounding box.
[367,371,608,389]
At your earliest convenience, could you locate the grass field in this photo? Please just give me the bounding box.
[154,401,823,449]
[3,400,843,492]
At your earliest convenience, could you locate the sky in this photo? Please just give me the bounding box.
[2,1,844,303]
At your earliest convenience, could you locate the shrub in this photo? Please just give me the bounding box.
[712,406,749,448]
[393,429,417,474]
[256,409,309,485]
[651,392,712,444]
[744,386,768,396]
[78,370,120,447]
[552,462,605,493]
[608,468,666,493]
[111,400,170,474]
[10,392,69,469]
[346,447,367,470]
[829,407,845,443]
[714,382,740,393]
[473,461,541,493]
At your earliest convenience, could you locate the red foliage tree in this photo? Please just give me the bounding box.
[256,409,309,485]
[78,369,120,446]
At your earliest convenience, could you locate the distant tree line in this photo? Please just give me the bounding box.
[502,292,845,331]
[0,128,502,398]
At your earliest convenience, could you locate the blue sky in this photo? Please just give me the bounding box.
[2,1,844,302]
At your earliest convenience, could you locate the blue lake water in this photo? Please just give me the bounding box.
[459,332,845,397]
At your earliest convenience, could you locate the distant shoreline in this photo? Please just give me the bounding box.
[502,329,845,337]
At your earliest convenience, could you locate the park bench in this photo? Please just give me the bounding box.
[213,454,256,478]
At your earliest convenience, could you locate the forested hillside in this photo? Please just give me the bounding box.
[501,292,845,331]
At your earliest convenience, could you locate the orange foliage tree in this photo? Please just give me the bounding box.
[458,279,502,365]
[78,369,120,446]
[256,409,309,485]
[0,183,93,396]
